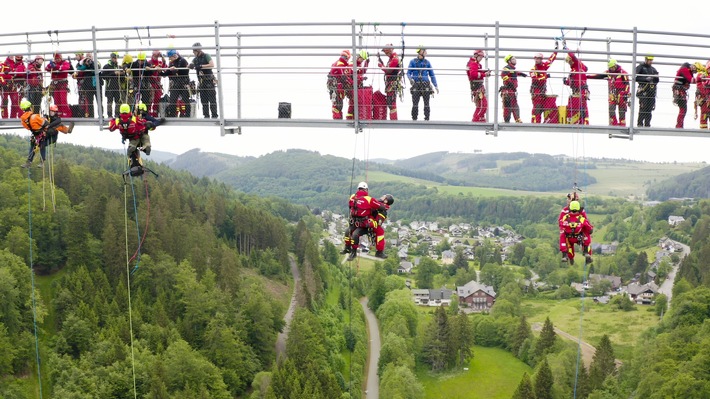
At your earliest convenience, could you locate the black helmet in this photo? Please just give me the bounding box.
[382,194,394,205]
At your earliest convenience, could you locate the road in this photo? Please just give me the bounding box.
[360,297,381,399]
[658,240,690,305]
[275,255,300,360]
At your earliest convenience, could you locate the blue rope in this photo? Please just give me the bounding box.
[27,168,44,397]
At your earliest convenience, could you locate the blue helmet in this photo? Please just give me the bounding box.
[167,49,177,57]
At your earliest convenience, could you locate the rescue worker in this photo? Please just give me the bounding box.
[563,51,589,124]
[189,43,218,119]
[45,53,73,118]
[346,182,386,260]
[108,103,152,170]
[467,49,490,122]
[74,52,97,118]
[45,104,74,146]
[695,62,710,129]
[19,99,49,168]
[377,44,401,120]
[530,47,558,123]
[165,49,191,118]
[559,200,593,265]
[100,52,122,118]
[369,194,394,259]
[26,56,44,114]
[146,50,167,117]
[119,54,135,106]
[588,59,630,126]
[327,50,351,119]
[135,101,165,128]
[635,55,659,127]
[500,54,527,123]
[407,46,439,121]
[345,50,369,120]
[672,62,696,129]
[1,55,25,118]
[558,191,588,225]
[130,52,152,108]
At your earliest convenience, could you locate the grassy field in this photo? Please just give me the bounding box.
[520,297,660,362]
[417,346,532,399]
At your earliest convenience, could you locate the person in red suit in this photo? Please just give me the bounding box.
[369,194,394,258]
[673,62,696,128]
[558,191,587,225]
[694,62,710,129]
[467,49,490,122]
[346,181,386,260]
[45,53,73,118]
[0,55,25,118]
[530,48,558,123]
[563,51,589,124]
[327,50,351,119]
[109,103,152,170]
[345,50,369,120]
[559,200,593,265]
[146,50,167,117]
[378,44,400,120]
[500,54,527,123]
[588,59,630,126]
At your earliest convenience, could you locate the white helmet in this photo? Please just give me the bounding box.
[358,181,368,190]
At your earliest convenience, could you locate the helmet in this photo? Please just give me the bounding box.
[504,54,514,63]
[645,55,654,60]
[137,52,146,61]
[137,102,147,112]
[694,62,705,73]
[382,43,394,52]
[119,104,131,114]
[122,54,133,64]
[20,99,32,111]
[358,50,368,61]
[34,56,44,62]
[569,200,581,212]
[381,194,394,205]
[192,42,202,51]
[357,181,368,191]
[110,52,119,59]
[341,50,351,59]
[608,59,618,69]
[167,49,177,57]
[534,53,543,59]
[15,55,23,60]
[565,55,572,63]
[49,104,59,112]
[474,49,485,58]
[54,53,62,60]
[152,50,161,58]
[416,45,426,55]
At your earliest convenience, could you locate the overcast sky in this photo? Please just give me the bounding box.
[4,1,710,165]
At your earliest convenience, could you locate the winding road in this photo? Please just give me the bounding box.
[658,240,690,305]
[360,297,381,399]
[275,255,300,360]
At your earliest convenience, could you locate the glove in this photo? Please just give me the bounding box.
[435,87,439,94]
[518,72,528,77]
[555,40,559,50]
[563,77,569,85]
[409,78,414,85]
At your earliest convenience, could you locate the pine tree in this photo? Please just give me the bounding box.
[511,315,532,356]
[535,317,556,358]
[422,306,450,371]
[534,358,554,399]
[589,334,616,391]
[512,372,535,399]
[450,312,474,367]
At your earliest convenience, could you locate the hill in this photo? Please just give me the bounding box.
[646,164,710,200]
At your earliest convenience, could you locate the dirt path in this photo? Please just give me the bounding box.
[275,255,300,360]
[360,297,381,399]
[532,323,622,368]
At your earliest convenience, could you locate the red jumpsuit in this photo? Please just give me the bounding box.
[559,210,593,263]
[328,55,351,119]
[46,55,73,118]
[370,204,390,252]
[672,63,695,128]
[0,57,23,118]
[590,66,630,126]
[348,189,385,251]
[378,51,400,120]
[467,57,488,122]
[695,71,710,129]
[530,52,557,123]
[345,57,369,120]
[108,114,150,165]
[564,52,589,125]
[500,63,524,123]
[147,56,167,117]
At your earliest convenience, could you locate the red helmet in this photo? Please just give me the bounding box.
[474,50,485,58]
[49,104,59,112]
[152,50,161,58]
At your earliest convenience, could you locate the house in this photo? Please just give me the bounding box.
[593,296,611,304]
[441,250,455,265]
[589,274,622,291]
[428,288,454,307]
[398,261,413,274]
[457,280,496,311]
[449,225,463,237]
[646,270,657,283]
[626,282,659,304]
[601,243,619,255]
[412,289,430,305]
[668,215,685,226]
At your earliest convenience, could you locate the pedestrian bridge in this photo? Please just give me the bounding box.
[1,21,709,139]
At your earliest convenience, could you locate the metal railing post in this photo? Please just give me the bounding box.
[492,21,500,136]
[92,26,104,128]
[214,21,226,136]
[629,27,638,140]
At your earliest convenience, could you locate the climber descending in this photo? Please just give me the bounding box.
[559,200,594,265]
[109,103,157,177]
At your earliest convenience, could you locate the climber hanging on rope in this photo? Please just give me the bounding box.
[368,193,394,259]
[109,103,155,177]
[20,99,49,168]
[559,199,594,265]
[344,181,387,261]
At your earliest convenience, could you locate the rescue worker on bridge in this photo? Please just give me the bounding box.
[74,52,97,118]
[563,51,589,125]
[345,50,369,120]
[635,55,659,127]
[165,49,192,118]
[559,200,593,265]
[588,59,630,126]
[19,99,49,168]
[130,52,152,108]
[672,62,696,129]
[500,54,527,123]
[467,49,490,122]
[26,56,45,114]
[346,181,387,261]
[146,50,167,117]
[1,55,26,119]
[530,47,558,123]
[694,62,710,129]
[109,103,153,172]
[378,44,401,120]
[45,53,73,118]
[407,46,439,121]
[189,43,218,119]
[327,50,351,119]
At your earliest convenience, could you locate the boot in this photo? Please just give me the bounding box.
[21,161,32,168]
[67,122,75,133]
[375,251,388,259]
[340,247,351,255]
[347,251,357,261]
[561,253,568,263]
[585,254,593,264]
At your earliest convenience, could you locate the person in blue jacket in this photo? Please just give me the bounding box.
[407,46,439,121]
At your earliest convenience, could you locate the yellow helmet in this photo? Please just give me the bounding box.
[119,104,131,114]
[122,54,133,64]
[608,59,618,69]
[569,201,581,212]
[137,52,147,61]
[20,99,32,111]
[504,54,514,63]
[358,50,368,61]
[137,102,147,112]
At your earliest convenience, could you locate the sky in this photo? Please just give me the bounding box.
[4,1,710,164]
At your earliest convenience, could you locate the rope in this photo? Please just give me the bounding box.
[122,149,139,399]
[128,176,151,275]
[48,142,56,212]
[26,167,44,398]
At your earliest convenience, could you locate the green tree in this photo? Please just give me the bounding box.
[533,358,554,399]
[416,257,438,289]
[378,332,415,376]
[588,335,616,391]
[449,312,474,367]
[421,306,451,371]
[379,364,425,399]
[512,372,535,399]
[655,293,668,316]
[511,315,532,357]
[453,247,469,271]
[534,317,556,359]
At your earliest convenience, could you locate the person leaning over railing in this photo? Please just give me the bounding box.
[189,43,218,119]
[587,59,630,126]
[146,51,167,117]
[45,53,73,118]
[672,62,696,129]
[635,55,659,127]
[165,49,191,118]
